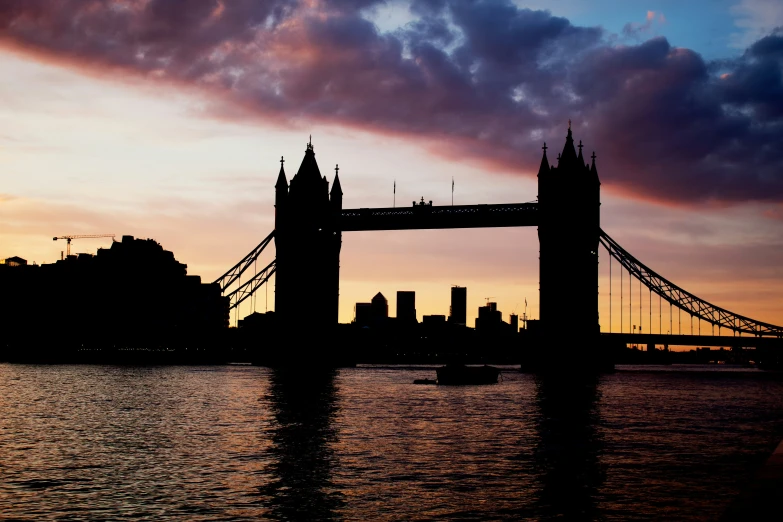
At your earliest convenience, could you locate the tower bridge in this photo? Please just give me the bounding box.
[214,127,783,369]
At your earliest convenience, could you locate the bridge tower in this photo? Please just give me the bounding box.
[537,124,601,365]
[274,140,342,331]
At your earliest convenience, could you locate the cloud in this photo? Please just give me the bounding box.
[0,0,782,205]
[763,204,783,221]
[621,10,665,40]
[730,0,783,49]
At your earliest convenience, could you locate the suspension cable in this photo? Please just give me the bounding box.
[599,228,783,337]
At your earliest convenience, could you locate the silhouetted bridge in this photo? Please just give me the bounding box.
[214,203,783,342]
[212,132,783,360]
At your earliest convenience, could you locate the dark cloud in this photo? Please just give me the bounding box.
[0,0,782,205]
[720,30,783,120]
[410,0,447,17]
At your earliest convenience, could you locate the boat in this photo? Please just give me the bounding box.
[435,364,500,385]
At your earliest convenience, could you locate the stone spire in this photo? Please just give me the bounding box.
[294,137,323,184]
[275,156,287,190]
[538,142,550,176]
[331,164,342,198]
[590,151,599,182]
[559,120,578,167]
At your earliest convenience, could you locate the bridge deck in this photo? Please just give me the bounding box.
[339,203,539,231]
[603,332,783,349]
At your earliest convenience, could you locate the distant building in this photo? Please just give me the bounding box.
[475,302,502,332]
[526,319,541,334]
[371,292,388,321]
[355,303,372,326]
[0,235,229,348]
[0,256,27,266]
[509,314,519,333]
[239,311,276,330]
[396,291,416,322]
[449,286,467,325]
[422,314,446,325]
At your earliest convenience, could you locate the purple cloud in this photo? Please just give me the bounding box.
[0,0,781,205]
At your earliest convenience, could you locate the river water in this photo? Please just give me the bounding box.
[1,364,782,520]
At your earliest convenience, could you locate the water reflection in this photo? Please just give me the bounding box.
[532,375,605,520]
[259,368,344,521]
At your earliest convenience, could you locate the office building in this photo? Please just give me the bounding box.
[396,291,416,322]
[449,286,467,325]
[371,292,388,320]
[355,302,372,326]
[476,302,502,332]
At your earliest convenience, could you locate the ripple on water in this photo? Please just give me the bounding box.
[0,364,781,520]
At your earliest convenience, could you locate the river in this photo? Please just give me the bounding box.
[1,364,781,520]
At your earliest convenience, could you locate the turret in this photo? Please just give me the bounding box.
[331,164,343,210]
[537,142,550,205]
[558,121,578,169]
[275,156,287,228]
[276,156,288,193]
[537,143,550,177]
[289,137,329,210]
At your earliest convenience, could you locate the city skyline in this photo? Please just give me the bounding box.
[1,1,782,329]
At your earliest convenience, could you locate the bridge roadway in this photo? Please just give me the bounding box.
[603,332,783,349]
[339,202,539,231]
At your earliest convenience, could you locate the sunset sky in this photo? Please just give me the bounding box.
[1,0,782,331]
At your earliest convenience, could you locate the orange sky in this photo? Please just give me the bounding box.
[1,1,782,333]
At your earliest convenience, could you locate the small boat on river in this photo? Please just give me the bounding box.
[435,364,500,385]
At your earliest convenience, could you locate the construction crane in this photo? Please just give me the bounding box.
[53,234,116,257]
[484,296,495,305]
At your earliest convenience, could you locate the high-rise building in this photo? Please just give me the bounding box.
[509,314,519,332]
[371,292,388,320]
[449,286,467,325]
[396,291,416,322]
[476,302,502,332]
[355,302,372,326]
